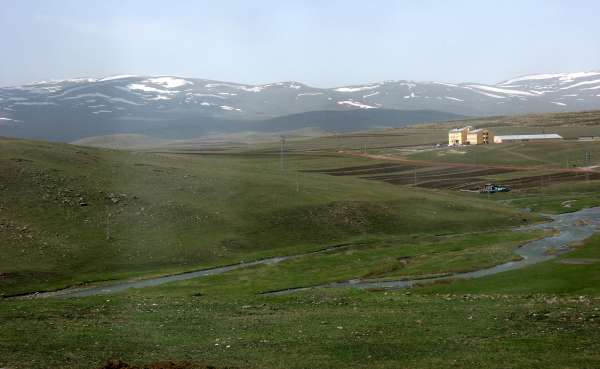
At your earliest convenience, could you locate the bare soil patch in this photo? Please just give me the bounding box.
[98,359,239,369]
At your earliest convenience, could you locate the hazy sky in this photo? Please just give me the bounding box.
[2,0,600,87]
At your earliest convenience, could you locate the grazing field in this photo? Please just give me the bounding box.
[3,112,600,369]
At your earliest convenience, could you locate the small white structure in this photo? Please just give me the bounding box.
[493,134,563,144]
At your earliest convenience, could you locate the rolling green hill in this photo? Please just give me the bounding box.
[0,136,535,296]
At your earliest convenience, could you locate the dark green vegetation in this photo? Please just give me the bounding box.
[2,114,600,369]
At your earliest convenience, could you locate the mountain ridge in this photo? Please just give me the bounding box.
[1,71,600,141]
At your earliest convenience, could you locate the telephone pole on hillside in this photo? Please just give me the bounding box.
[280,135,286,171]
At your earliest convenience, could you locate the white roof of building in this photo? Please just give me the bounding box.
[495,134,563,140]
[449,126,472,132]
[468,129,484,133]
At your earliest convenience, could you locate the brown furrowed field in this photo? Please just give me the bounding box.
[306,157,600,191]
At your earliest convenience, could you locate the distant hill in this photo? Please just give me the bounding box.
[2,71,600,141]
[253,109,465,132]
[0,106,463,142]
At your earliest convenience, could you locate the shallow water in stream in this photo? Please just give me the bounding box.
[20,207,600,299]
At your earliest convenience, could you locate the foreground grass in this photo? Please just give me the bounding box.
[1,290,599,369]
[3,234,600,369]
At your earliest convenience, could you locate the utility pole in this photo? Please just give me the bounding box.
[585,150,591,181]
[280,135,286,171]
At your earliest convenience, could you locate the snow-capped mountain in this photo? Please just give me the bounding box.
[1,72,600,141]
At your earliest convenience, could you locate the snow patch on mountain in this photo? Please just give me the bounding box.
[560,79,600,90]
[335,85,380,93]
[463,86,505,99]
[337,100,377,109]
[433,82,459,87]
[363,91,380,98]
[501,72,600,85]
[99,75,139,82]
[146,77,192,89]
[240,86,265,93]
[127,84,178,95]
[467,85,536,96]
[220,105,241,111]
[204,83,267,93]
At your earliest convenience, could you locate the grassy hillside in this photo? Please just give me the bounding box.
[0,137,536,295]
[1,135,599,369]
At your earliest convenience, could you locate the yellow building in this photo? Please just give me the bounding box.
[448,126,471,145]
[466,129,493,145]
[448,126,493,145]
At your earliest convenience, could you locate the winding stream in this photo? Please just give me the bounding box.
[267,207,600,295]
[19,207,600,299]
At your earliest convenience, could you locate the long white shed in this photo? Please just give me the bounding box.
[493,134,563,143]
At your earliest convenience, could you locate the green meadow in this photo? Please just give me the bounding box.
[1,131,600,369]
